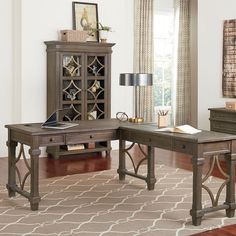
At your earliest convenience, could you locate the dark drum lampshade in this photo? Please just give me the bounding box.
[119,73,153,122]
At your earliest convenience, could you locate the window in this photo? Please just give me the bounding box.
[153,3,174,124]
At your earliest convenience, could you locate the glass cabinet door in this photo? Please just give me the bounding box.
[63,55,82,76]
[61,54,83,121]
[86,55,106,120]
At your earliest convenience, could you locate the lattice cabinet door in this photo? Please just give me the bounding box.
[86,54,107,120]
[61,53,84,121]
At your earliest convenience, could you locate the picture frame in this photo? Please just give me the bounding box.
[72,2,99,42]
[222,19,236,97]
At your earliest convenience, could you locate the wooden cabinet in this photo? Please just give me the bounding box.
[209,107,236,134]
[44,41,115,158]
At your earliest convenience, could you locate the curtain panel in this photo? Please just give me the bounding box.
[174,0,191,126]
[134,0,154,122]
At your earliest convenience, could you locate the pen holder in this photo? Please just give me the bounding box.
[158,115,168,128]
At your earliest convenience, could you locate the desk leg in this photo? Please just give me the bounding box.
[6,139,17,197]
[191,155,204,226]
[225,153,236,217]
[147,146,156,190]
[117,140,126,180]
[29,148,41,211]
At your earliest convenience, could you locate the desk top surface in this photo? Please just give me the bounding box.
[6,119,236,144]
[5,119,120,135]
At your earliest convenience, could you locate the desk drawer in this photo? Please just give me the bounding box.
[66,131,117,144]
[120,130,172,149]
[173,140,193,154]
[39,135,64,146]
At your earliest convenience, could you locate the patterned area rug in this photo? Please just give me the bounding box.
[0,165,236,236]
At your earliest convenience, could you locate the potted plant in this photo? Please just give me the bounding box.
[98,23,111,43]
[88,23,112,43]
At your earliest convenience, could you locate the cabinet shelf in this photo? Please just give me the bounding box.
[86,99,105,103]
[62,101,82,105]
[62,77,82,81]
[46,144,111,158]
[59,144,111,156]
[87,76,105,80]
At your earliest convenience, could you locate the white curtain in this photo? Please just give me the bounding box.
[134,0,154,122]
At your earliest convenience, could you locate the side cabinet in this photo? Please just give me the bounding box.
[209,107,236,134]
[44,41,115,158]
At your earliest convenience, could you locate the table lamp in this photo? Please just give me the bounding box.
[119,73,153,123]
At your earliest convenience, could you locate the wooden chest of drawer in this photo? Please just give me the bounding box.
[210,109,236,121]
[210,120,236,135]
[209,108,236,135]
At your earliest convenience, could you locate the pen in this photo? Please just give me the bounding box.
[158,110,169,116]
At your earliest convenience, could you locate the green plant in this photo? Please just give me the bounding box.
[98,23,111,32]
[87,22,111,37]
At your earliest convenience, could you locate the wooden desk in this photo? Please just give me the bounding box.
[5,119,236,226]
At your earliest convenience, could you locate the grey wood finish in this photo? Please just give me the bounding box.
[5,120,236,225]
[119,123,236,225]
[44,41,115,158]
[209,108,236,134]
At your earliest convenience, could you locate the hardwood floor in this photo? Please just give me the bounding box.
[1,147,236,235]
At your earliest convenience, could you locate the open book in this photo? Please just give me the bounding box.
[156,124,201,134]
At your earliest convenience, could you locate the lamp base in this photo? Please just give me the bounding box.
[128,117,144,123]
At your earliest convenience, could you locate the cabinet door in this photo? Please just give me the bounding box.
[86,54,108,120]
[61,53,84,121]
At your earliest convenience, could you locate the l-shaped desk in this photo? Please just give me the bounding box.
[5,119,236,226]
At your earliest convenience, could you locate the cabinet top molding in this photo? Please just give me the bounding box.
[44,41,115,53]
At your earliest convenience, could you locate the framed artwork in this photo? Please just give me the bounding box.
[223,19,236,97]
[72,2,99,42]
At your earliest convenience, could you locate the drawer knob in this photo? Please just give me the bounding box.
[182,144,186,149]
[49,138,54,142]
[90,135,94,139]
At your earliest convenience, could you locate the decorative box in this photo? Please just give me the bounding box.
[86,143,96,149]
[60,30,87,42]
[225,101,236,110]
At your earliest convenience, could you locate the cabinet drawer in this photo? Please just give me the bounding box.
[66,131,117,144]
[173,140,193,154]
[39,135,65,146]
[211,120,236,135]
[210,110,236,122]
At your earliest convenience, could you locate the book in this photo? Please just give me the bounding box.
[66,144,85,151]
[155,124,201,134]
